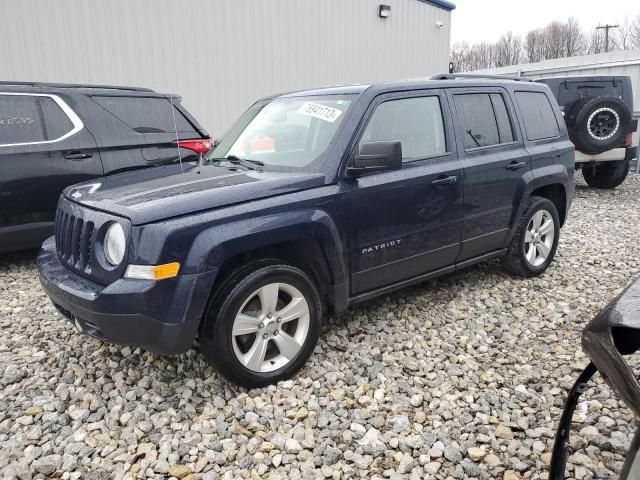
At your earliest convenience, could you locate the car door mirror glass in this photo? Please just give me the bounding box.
[347,141,402,176]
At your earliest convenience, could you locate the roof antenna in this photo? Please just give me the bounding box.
[169,95,184,174]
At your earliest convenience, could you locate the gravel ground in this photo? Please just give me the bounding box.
[1,176,640,480]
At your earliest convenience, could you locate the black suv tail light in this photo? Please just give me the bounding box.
[173,138,212,155]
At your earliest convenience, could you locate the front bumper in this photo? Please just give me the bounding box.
[37,237,217,355]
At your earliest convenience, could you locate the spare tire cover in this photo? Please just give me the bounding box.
[566,96,631,154]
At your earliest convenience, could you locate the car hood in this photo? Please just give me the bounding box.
[64,162,326,224]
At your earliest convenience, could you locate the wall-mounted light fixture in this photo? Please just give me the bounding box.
[379,4,391,18]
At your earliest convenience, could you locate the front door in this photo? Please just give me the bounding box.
[343,91,463,294]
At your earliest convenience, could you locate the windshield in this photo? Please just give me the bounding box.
[208,95,354,171]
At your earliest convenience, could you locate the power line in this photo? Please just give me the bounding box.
[596,24,619,52]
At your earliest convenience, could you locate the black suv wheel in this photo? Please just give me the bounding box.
[200,261,322,388]
[582,159,630,189]
[503,196,560,278]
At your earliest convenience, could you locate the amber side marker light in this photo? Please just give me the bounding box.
[124,262,181,280]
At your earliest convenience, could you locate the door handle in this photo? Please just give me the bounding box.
[431,175,457,186]
[505,161,527,171]
[64,152,93,160]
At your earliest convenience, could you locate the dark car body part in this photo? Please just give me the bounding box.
[0,82,209,253]
[38,77,574,355]
[550,278,640,479]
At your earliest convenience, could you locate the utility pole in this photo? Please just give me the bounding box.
[596,24,619,52]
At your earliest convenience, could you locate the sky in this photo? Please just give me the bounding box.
[451,0,639,45]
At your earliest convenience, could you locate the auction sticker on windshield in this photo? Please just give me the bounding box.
[297,102,343,123]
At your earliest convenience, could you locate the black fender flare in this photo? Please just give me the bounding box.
[186,209,348,286]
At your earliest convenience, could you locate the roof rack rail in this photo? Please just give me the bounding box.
[0,81,154,92]
[430,73,535,82]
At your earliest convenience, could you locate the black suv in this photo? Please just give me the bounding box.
[38,75,574,387]
[0,82,210,253]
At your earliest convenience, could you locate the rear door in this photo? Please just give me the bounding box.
[447,88,530,261]
[88,95,205,174]
[0,92,102,250]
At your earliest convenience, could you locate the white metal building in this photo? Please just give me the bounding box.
[0,0,454,136]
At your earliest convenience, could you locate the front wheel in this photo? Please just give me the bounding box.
[582,159,630,189]
[503,196,560,278]
[200,261,322,388]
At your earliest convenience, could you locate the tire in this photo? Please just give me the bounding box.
[200,260,322,388]
[566,96,631,154]
[503,196,560,278]
[582,159,630,189]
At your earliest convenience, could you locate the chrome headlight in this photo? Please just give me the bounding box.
[104,222,126,266]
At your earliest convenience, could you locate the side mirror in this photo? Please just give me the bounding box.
[347,141,402,177]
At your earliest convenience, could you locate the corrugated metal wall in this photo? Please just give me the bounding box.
[0,0,451,136]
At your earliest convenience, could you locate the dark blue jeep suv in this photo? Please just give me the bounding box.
[38,75,575,387]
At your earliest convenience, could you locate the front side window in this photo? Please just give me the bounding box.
[358,96,446,162]
[0,95,45,145]
[209,95,353,170]
[515,91,560,141]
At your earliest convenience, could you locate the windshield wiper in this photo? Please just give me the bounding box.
[210,155,264,171]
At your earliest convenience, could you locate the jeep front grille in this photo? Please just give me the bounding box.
[55,209,94,272]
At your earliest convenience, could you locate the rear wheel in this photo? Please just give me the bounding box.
[200,261,322,388]
[582,159,630,189]
[503,196,560,278]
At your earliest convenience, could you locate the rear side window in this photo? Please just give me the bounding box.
[455,93,515,149]
[359,96,446,162]
[0,95,45,145]
[92,96,197,134]
[515,91,560,141]
[39,97,74,140]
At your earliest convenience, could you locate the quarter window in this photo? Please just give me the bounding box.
[491,94,514,144]
[359,96,446,162]
[39,97,74,140]
[515,91,560,141]
[455,93,516,149]
[0,95,46,145]
[92,96,197,134]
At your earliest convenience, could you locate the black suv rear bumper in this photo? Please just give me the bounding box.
[37,237,216,355]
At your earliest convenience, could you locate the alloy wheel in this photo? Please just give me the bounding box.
[524,209,555,267]
[587,107,620,140]
[231,282,310,373]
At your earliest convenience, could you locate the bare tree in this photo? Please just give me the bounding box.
[450,42,471,73]
[630,14,640,49]
[564,17,586,56]
[494,32,522,67]
[588,29,606,54]
[448,13,639,72]
[524,29,544,63]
